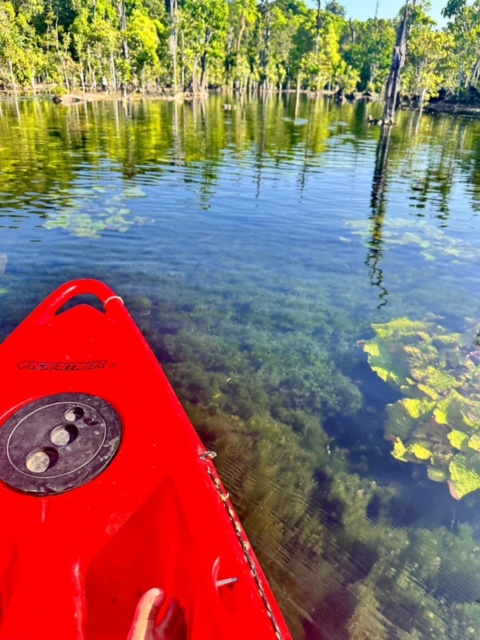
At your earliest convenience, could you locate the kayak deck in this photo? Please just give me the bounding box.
[0,280,292,640]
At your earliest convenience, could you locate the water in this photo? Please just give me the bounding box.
[2,95,480,639]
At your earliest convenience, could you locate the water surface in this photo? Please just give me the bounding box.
[1,95,480,639]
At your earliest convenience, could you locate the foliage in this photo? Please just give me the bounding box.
[363,317,480,499]
[403,15,456,98]
[178,401,480,639]
[118,230,480,637]
[180,0,229,90]
[0,0,470,97]
[343,18,396,92]
[442,0,480,88]
[0,1,40,86]
[325,1,346,18]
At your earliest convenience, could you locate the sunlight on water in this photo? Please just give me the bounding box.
[1,95,480,639]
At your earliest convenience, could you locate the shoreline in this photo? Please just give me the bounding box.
[3,87,479,119]
[0,89,196,103]
[0,87,380,103]
[425,103,480,117]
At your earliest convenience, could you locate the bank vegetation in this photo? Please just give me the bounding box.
[0,0,479,107]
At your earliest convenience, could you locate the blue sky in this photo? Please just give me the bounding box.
[314,1,447,24]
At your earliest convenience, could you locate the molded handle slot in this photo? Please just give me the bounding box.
[25,280,124,325]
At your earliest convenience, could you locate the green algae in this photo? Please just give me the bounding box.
[363,317,480,499]
[345,217,479,265]
[43,188,152,238]
[44,213,107,237]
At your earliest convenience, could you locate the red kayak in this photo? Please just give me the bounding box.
[0,279,292,640]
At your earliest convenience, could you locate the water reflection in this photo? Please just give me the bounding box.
[0,97,480,639]
[368,127,392,309]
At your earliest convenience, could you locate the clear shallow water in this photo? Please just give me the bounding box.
[2,96,480,638]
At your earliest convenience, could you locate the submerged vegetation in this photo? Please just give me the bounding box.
[43,185,151,237]
[363,318,480,500]
[127,278,480,639]
[345,218,479,264]
[0,0,480,101]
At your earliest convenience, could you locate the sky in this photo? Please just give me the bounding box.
[314,1,447,24]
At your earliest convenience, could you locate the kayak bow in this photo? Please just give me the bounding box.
[0,279,292,640]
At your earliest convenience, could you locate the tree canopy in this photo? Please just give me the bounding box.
[0,0,473,99]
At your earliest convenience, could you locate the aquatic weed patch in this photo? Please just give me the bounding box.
[189,404,480,640]
[362,318,480,499]
[345,218,479,264]
[124,282,480,639]
[43,185,151,237]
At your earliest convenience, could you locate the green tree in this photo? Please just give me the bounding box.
[300,9,350,91]
[344,18,396,92]
[0,0,478,97]
[126,7,163,87]
[225,0,259,89]
[71,1,120,89]
[404,22,456,100]
[442,0,480,87]
[262,1,309,90]
[0,1,40,88]
[180,0,229,90]
[325,0,346,18]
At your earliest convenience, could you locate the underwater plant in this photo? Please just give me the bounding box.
[119,282,480,639]
[345,218,479,264]
[43,187,150,238]
[362,317,480,499]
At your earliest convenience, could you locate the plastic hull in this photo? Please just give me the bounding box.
[0,280,292,640]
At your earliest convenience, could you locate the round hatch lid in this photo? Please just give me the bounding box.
[0,393,122,495]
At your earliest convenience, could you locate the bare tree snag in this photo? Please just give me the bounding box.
[382,3,410,125]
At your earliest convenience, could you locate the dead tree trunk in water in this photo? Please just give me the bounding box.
[382,4,409,124]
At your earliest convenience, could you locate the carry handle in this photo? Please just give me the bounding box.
[25,279,124,325]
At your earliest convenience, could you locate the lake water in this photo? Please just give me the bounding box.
[1,95,480,639]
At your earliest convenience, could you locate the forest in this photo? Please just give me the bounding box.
[0,0,479,100]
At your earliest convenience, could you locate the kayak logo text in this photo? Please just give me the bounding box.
[18,360,108,371]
